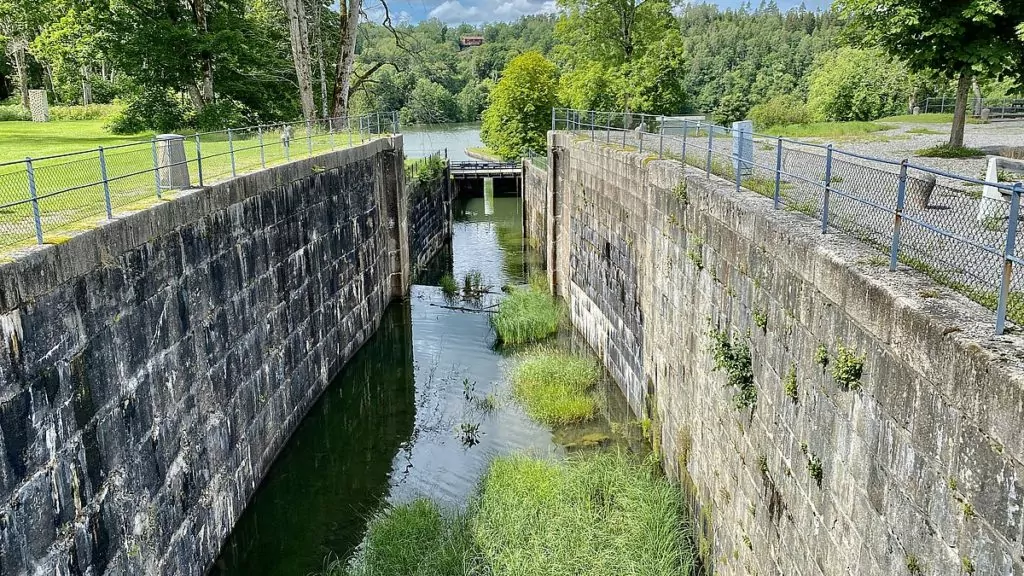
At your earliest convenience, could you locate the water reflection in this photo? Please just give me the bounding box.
[401,123,482,161]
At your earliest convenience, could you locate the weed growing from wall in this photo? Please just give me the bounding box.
[905,554,923,575]
[806,454,823,487]
[783,365,798,403]
[962,556,975,574]
[832,343,865,391]
[674,181,688,204]
[752,308,768,331]
[687,235,705,271]
[708,327,756,411]
[814,344,829,369]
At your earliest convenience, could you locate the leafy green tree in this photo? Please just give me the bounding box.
[401,77,460,124]
[838,0,1024,146]
[618,31,687,114]
[557,61,617,111]
[807,47,910,122]
[481,51,557,160]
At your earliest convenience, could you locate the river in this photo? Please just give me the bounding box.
[211,131,639,576]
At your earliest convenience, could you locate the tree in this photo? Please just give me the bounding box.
[806,47,910,121]
[1,0,45,108]
[283,0,314,120]
[481,51,557,160]
[838,0,1024,146]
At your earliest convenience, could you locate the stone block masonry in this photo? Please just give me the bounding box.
[407,163,452,276]
[522,158,548,262]
[543,132,1024,575]
[0,137,411,575]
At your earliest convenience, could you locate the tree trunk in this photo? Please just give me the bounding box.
[192,0,215,107]
[330,0,361,118]
[81,64,93,105]
[971,77,982,116]
[284,0,316,121]
[949,72,970,147]
[14,48,29,109]
[313,1,329,119]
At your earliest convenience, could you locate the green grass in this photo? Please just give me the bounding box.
[330,452,697,576]
[916,143,986,158]
[877,113,953,124]
[0,119,377,253]
[335,499,478,576]
[759,121,894,140]
[474,451,696,576]
[439,273,458,297]
[511,348,601,426]
[465,146,502,161]
[491,287,563,345]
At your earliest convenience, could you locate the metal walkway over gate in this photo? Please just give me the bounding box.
[449,161,521,179]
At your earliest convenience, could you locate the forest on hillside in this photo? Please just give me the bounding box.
[1,0,1021,135]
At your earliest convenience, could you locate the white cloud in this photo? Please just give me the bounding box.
[428,0,557,24]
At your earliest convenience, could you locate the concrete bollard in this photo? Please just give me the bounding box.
[980,108,991,123]
[906,172,936,209]
[912,106,920,115]
[977,156,1024,221]
[732,120,754,177]
[156,134,191,189]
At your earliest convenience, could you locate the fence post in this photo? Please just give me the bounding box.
[820,144,833,233]
[591,110,595,142]
[551,108,556,131]
[306,120,313,157]
[376,112,381,136]
[658,118,664,160]
[25,158,42,244]
[151,138,163,199]
[639,128,644,154]
[622,117,627,149]
[681,120,688,166]
[348,116,353,148]
[228,128,237,177]
[98,147,113,219]
[258,125,266,168]
[606,114,611,144]
[705,124,713,178]
[195,134,204,187]
[329,118,336,150]
[773,137,782,209]
[996,183,1023,334]
[889,160,909,271]
[734,131,741,193]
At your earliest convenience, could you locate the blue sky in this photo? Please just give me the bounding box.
[367,0,832,26]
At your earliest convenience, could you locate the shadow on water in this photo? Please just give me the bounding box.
[210,303,416,576]
[214,178,643,575]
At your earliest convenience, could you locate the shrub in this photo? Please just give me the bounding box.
[474,452,697,576]
[748,95,814,129]
[510,348,600,426]
[916,144,986,158]
[0,105,31,121]
[807,47,911,122]
[186,99,250,132]
[492,287,563,345]
[49,104,122,121]
[105,87,185,134]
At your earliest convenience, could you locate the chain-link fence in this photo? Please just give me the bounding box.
[553,108,1024,335]
[917,97,1024,120]
[0,111,398,253]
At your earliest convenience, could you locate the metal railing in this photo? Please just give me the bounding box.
[0,111,399,252]
[916,97,1024,119]
[552,108,1024,334]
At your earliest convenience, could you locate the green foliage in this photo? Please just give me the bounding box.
[105,86,185,134]
[905,554,922,575]
[439,274,458,297]
[916,144,986,159]
[832,343,866,391]
[492,286,563,345]
[708,328,756,411]
[481,51,558,160]
[760,121,892,139]
[474,452,697,576]
[814,343,829,368]
[401,78,461,125]
[783,365,798,402]
[687,235,704,271]
[807,48,911,122]
[752,308,768,331]
[747,94,813,129]
[339,499,477,576]
[510,348,600,426]
[806,453,823,487]
[48,104,121,121]
[962,556,975,575]
[0,105,31,121]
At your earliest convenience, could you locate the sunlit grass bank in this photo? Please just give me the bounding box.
[510,348,600,426]
[332,451,697,576]
[491,287,563,345]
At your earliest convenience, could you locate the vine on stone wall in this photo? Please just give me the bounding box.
[708,327,756,411]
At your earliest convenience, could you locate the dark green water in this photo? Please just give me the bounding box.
[213,192,638,576]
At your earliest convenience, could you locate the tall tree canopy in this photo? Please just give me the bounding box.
[838,0,1024,146]
[480,51,557,159]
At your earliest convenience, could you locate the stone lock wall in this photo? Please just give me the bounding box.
[407,163,452,276]
[522,158,548,262]
[0,138,410,575]
[544,132,1024,575]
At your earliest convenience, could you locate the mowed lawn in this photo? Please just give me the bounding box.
[0,119,378,254]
